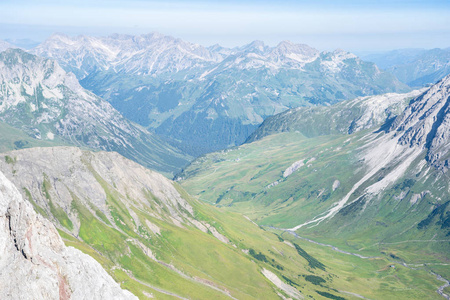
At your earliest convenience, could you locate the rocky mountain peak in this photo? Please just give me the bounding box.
[0,40,14,52]
[241,40,267,54]
[271,40,319,59]
[33,32,223,77]
[390,74,450,169]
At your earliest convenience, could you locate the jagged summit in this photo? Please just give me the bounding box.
[32,32,223,78]
[391,74,450,169]
[273,40,319,55]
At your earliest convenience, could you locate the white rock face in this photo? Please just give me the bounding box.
[32,32,223,78]
[0,147,194,229]
[0,170,137,300]
[391,75,450,169]
[349,89,424,133]
[283,159,304,178]
[0,48,190,174]
[0,48,138,140]
[0,147,230,246]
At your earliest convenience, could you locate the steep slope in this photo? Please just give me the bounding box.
[34,33,409,155]
[0,169,137,299]
[0,147,286,299]
[390,75,450,170]
[0,48,191,176]
[247,89,424,142]
[2,146,442,299]
[179,78,450,288]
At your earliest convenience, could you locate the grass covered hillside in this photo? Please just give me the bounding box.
[178,81,450,299]
[0,147,445,299]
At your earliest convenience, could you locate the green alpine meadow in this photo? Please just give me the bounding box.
[0,1,449,299]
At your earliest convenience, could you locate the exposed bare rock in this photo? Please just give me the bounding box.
[0,147,194,232]
[0,146,231,244]
[0,170,137,299]
[391,75,450,170]
[0,48,190,176]
[261,268,302,299]
[332,180,340,191]
[246,89,422,143]
[283,159,304,178]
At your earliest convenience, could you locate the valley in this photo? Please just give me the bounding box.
[178,77,450,298]
[3,146,443,299]
[32,33,409,155]
[0,21,450,299]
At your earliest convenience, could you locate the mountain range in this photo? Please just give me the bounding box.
[362,48,450,87]
[1,32,450,299]
[0,48,191,176]
[31,33,410,155]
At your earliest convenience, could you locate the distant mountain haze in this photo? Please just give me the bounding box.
[31,33,410,155]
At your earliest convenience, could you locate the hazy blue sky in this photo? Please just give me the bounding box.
[1,0,449,52]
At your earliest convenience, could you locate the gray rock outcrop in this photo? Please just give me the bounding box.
[391,75,450,170]
[0,170,137,299]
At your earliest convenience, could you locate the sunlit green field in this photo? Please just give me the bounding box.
[179,131,450,299]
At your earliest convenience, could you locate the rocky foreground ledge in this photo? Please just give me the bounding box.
[0,170,137,300]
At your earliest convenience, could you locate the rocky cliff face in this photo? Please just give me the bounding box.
[0,147,195,232]
[0,48,190,175]
[0,146,292,299]
[391,75,450,170]
[0,170,137,299]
